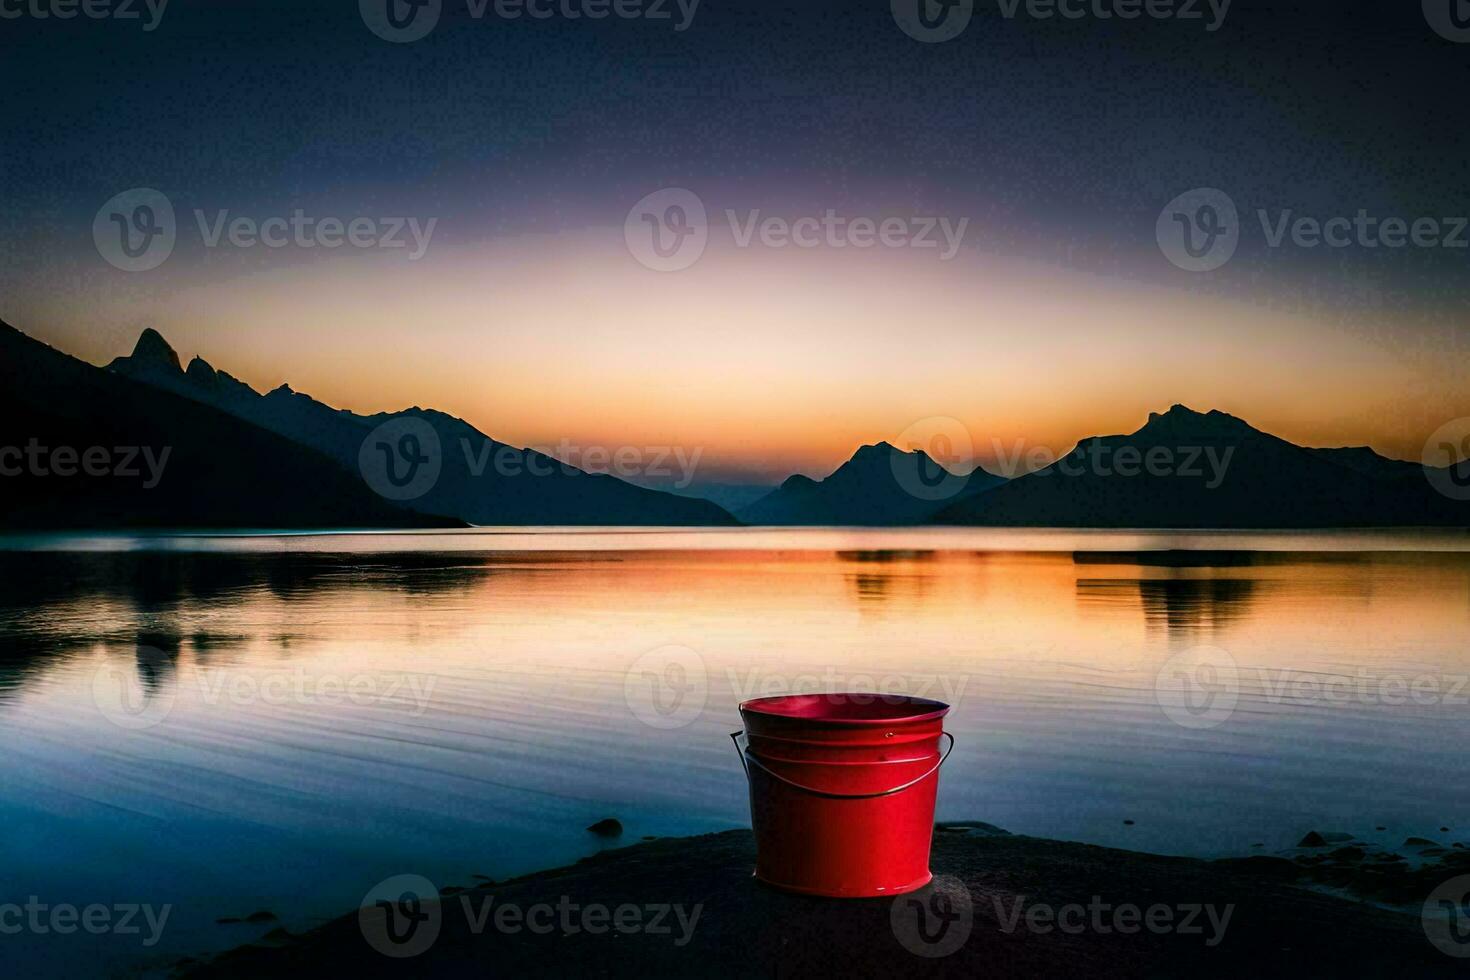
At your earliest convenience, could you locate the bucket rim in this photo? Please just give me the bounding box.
[738,692,950,725]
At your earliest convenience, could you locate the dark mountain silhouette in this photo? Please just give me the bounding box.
[108,329,737,526]
[933,405,1470,528]
[739,441,1006,525]
[1304,446,1424,479]
[0,322,459,530]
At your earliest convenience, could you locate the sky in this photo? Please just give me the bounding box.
[2,0,1468,485]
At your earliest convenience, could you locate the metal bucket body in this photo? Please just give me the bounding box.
[735,693,951,898]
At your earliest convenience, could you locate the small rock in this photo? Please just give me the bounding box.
[587,818,623,837]
[1375,826,1386,831]
[641,835,658,841]
[260,927,291,944]
[1441,826,1451,832]
[1455,843,1466,850]
[1123,819,1135,826]
[1298,832,1327,848]
[243,910,277,924]
[1422,848,1449,857]
[1328,846,1366,862]
[472,874,496,881]
[1404,837,1438,847]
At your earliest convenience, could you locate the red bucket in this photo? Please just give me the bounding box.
[732,693,953,898]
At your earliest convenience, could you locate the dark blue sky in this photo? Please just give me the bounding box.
[5,1,1467,288]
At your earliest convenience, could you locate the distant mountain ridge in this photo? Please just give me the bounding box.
[739,441,1006,525]
[931,405,1469,529]
[0,321,459,530]
[8,321,1465,531]
[107,329,737,526]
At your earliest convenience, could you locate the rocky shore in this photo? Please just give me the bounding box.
[180,822,1470,977]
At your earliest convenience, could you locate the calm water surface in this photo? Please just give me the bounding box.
[3,527,1469,974]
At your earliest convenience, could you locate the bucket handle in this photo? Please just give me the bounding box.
[729,730,955,800]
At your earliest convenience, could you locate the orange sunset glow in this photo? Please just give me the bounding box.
[19,231,1466,481]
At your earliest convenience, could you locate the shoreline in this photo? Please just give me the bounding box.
[180,822,1469,977]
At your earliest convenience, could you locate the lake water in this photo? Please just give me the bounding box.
[3,527,1470,975]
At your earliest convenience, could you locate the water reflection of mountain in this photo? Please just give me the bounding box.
[1073,551,1262,636]
[0,551,507,701]
[836,550,935,605]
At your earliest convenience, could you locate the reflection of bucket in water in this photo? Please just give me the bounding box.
[731,693,953,898]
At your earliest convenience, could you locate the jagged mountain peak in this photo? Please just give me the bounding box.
[1135,404,1258,440]
[129,328,181,371]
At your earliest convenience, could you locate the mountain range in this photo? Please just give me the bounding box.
[737,441,1005,525]
[930,405,1470,528]
[0,322,457,530]
[103,328,736,527]
[3,321,1467,530]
